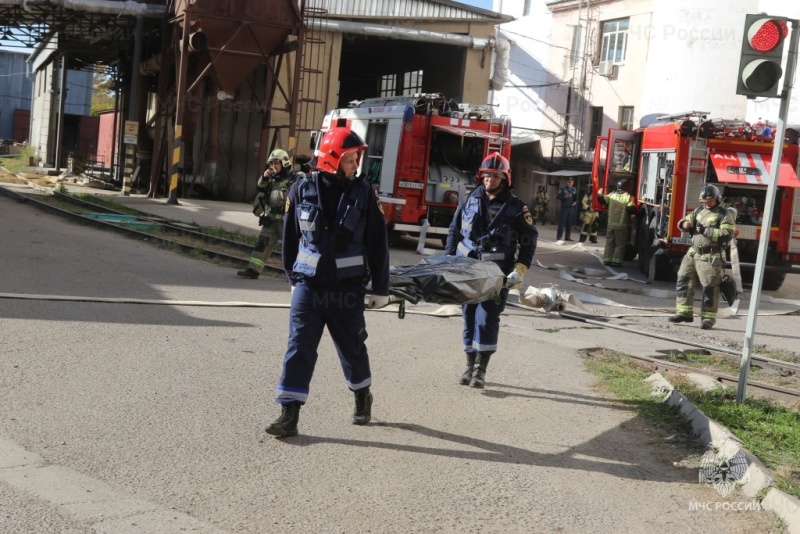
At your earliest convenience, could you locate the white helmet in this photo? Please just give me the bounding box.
[267,148,291,169]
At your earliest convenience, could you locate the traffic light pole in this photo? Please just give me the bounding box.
[736,19,800,403]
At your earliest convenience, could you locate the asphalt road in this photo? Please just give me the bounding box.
[0,192,790,533]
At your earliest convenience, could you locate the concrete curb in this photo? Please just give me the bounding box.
[645,373,799,532]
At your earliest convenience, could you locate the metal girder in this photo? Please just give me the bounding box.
[0,2,161,65]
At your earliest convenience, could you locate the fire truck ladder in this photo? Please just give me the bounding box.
[485,115,509,156]
[685,139,709,205]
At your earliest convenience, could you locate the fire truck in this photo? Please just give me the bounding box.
[311,93,511,242]
[592,111,800,290]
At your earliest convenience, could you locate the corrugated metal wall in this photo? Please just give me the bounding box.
[318,0,491,20]
[63,68,94,117]
[0,49,94,142]
[0,50,33,140]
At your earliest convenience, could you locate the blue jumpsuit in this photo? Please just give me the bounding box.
[277,172,390,404]
[556,184,577,240]
[445,186,537,359]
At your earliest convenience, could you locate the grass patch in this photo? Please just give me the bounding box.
[585,350,800,501]
[753,347,800,364]
[583,350,698,442]
[200,225,258,246]
[71,193,142,216]
[663,350,741,375]
[0,146,34,173]
[673,379,800,499]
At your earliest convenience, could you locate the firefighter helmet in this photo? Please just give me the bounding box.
[267,148,291,169]
[478,153,511,186]
[699,184,721,202]
[616,179,628,192]
[315,127,367,174]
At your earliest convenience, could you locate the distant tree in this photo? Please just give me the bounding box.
[91,72,115,116]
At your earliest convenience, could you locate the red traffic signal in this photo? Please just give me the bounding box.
[736,15,789,98]
[747,18,788,52]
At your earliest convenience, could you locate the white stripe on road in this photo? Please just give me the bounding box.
[0,436,225,533]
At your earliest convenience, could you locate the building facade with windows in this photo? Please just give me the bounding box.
[493,0,800,174]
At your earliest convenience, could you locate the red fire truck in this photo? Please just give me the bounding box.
[311,93,511,242]
[592,111,800,290]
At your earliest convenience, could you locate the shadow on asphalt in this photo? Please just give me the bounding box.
[267,420,694,482]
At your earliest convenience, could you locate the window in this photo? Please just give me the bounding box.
[619,106,635,130]
[523,0,532,16]
[569,25,583,69]
[379,74,396,97]
[402,70,423,95]
[589,106,604,150]
[599,18,628,65]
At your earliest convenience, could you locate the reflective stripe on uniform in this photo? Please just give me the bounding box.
[335,255,365,269]
[480,252,505,261]
[298,219,316,232]
[296,250,319,268]
[473,341,498,352]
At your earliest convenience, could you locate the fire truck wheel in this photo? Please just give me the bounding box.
[388,230,402,247]
[740,268,786,291]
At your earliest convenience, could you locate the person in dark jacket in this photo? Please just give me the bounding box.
[556,177,577,241]
[265,127,390,438]
[445,153,538,389]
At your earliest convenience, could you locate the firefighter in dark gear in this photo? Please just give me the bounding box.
[556,177,577,241]
[579,184,599,243]
[237,149,300,279]
[445,153,537,389]
[598,180,634,266]
[533,185,549,225]
[669,184,735,330]
[265,127,390,438]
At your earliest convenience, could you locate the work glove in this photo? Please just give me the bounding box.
[505,263,528,289]
[695,222,705,235]
[367,294,391,309]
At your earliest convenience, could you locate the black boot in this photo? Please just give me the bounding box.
[352,387,372,425]
[469,354,491,389]
[590,236,598,244]
[237,267,259,279]
[459,352,477,385]
[579,234,587,243]
[265,402,300,438]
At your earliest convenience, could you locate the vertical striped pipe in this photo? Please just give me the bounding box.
[167,125,182,204]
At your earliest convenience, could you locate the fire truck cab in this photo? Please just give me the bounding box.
[592,111,800,290]
[311,93,511,242]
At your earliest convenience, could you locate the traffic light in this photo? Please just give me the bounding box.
[736,15,789,98]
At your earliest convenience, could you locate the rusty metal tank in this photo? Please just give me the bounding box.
[173,0,301,93]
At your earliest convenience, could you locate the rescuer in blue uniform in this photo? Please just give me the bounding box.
[265,127,390,438]
[445,153,538,388]
[556,177,577,241]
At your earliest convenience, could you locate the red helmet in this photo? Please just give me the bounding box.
[478,152,511,186]
[315,127,368,174]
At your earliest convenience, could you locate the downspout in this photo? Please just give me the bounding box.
[54,53,67,171]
